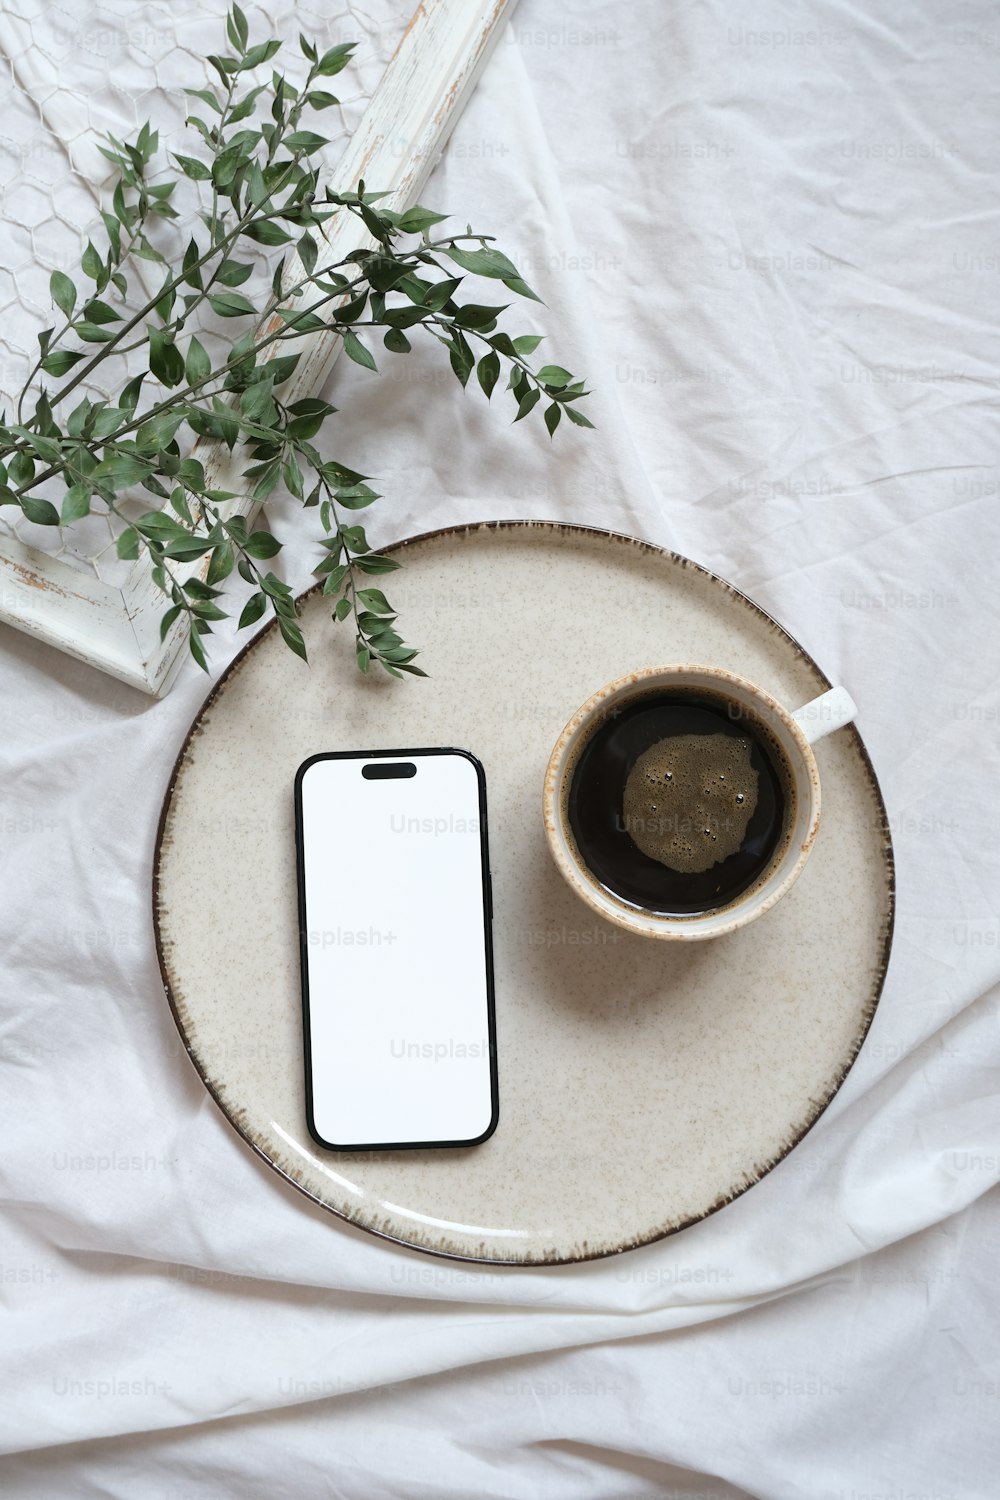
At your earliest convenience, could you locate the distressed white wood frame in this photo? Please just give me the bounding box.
[0,0,517,695]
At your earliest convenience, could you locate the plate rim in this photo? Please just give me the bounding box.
[152,519,896,1265]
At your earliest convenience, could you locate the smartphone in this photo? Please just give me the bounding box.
[294,748,498,1151]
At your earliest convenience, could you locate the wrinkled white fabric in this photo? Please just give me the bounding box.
[1,0,998,1496]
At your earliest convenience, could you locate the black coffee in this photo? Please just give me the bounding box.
[565,689,792,916]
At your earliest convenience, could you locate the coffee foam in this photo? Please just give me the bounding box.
[621,732,759,873]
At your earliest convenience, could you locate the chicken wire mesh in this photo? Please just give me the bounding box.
[0,0,408,589]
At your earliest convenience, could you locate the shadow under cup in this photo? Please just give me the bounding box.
[542,667,823,941]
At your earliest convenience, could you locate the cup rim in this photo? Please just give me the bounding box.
[542,663,822,941]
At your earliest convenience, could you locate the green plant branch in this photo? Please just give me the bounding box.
[0,6,593,678]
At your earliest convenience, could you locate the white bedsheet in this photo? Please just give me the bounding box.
[1,0,998,1495]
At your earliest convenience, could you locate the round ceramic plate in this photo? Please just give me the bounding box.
[154,522,894,1264]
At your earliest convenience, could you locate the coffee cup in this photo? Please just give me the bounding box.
[542,665,856,941]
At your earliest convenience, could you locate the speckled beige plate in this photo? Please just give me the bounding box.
[154,522,894,1264]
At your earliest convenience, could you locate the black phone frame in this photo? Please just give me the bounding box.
[294,747,498,1153]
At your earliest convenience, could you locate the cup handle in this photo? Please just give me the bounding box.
[790,685,858,745]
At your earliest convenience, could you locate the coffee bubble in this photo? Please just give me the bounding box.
[621,733,758,873]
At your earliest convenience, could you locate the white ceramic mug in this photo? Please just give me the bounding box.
[543,665,857,941]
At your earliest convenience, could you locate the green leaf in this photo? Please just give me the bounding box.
[514,387,540,422]
[50,270,76,317]
[185,87,222,114]
[242,220,292,245]
[306,90,339,111]
[208,291,256,318]
[244,161,268,207]
[282,453,304,499]
[383,327,411,355]
[356,588,393,614]
[137,410,186,449]
[101,210,121,260]
[206,540,235,584]
[339,524,369,552]
[92,455,151,490]
[238,377,276,423]
[170,486,194,524]
[449,338,474,388]
[210,145,242,195]
[334,291,368,324]
[159,603,184,641]
[82,298,122,325]
[185,335,211,387]
[227,3,249,51]
[154,281,177,324]
[453,303,507,330]
[116,527,141,559]
[536,364,572,389]
[40,350,85,377]
[174,152,212,181]
[21,496,60,526]
[287,396,334,434]
[120,373,145,412]
[565,405,595,428]
[275,307,327,334]
[512,334,544,356]
[285,130,326,153]
[341,330,377,372]
[544,401,561,437]
[75,322,117,343]
[81,241,103,282]
[9,428,61,465]
[502,275,542,303]
[278,614,308,661]
[242,39,282,70]
[333,595,352,621]
[476,351,500,399]
[354,553,399,575]
[189,598,228,621]
[397,205,449,234]
[179,458,206,490]
[317,42,353,77]
[396,272,433,305]
[217,258,253,287]
[248,459,282,499]
[148,326,185,387]
[188,627,209,673]
[9,452,33,487]
[335,484,379,510]
[444,246,542,302]
[298,232,318,276]
[184,578,222,601]
[357,610,396,636]
[355,641,371,673]
[243,530,281,558]
[421,277,463,313]
[266,352,301,386]
[59,485,91,524]
[164,537,213,561]
[135,510,188,540]
[238,591,267,629]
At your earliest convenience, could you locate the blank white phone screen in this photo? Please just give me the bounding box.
[296,751,496,1149]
